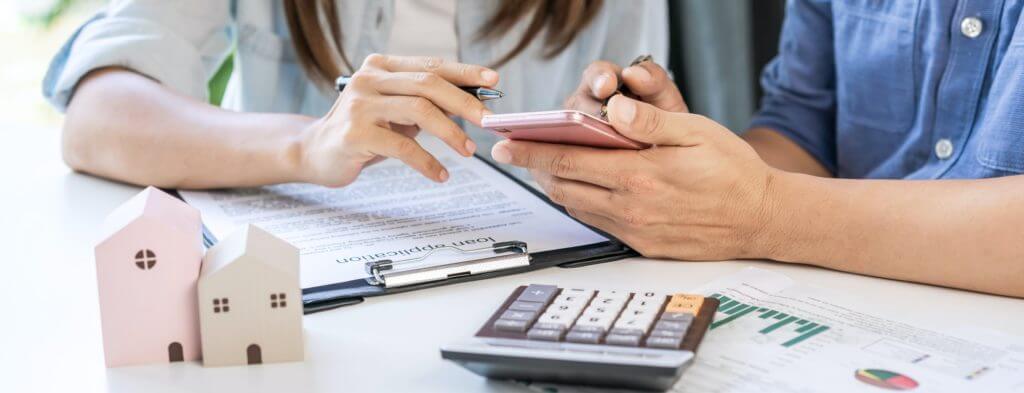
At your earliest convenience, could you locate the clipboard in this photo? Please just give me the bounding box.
[175,154,638,314]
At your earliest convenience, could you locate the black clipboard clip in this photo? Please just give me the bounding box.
[364,241,530,288]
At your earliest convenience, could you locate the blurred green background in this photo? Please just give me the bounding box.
[1,0,101,128]
[0,0,233,131]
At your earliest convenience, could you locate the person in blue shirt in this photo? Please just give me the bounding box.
[491,0,1024,298]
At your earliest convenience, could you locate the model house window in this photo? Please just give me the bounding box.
[213,298,230,313]
[133,249,157,270]
[270,293,287,309]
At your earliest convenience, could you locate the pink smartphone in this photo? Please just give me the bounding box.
[481,110,649,149]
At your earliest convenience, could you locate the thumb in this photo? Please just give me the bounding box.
[621,62,688,113]
[607,95,715,147]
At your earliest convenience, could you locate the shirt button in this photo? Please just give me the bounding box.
[935,139,954,160]
[961,17,983,38]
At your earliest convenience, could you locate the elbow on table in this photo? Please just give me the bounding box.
[60,103,95,175]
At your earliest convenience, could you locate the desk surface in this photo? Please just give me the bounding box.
[2,124,1022,393]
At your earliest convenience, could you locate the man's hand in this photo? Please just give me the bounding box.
[564,60,688,117]
[492,95,780,260]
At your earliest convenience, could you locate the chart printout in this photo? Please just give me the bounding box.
[180,137,608,289]
[522,268,1024,393]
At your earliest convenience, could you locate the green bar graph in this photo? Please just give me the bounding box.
[760,316,799,334]
[708,293,830,348]
[782,326,830,347]
[710,305,760,330]
[724,304,749,315]
[719,300,738,311]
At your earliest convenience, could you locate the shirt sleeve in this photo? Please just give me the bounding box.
[42,0,233,112]
[748,0,838,174]
[600,0,669,65]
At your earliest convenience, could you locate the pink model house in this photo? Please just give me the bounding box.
[94,187,204,367]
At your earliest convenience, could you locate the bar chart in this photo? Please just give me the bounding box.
[708,293,830,348]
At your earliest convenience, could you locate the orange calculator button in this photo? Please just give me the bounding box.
[665,294,703,315]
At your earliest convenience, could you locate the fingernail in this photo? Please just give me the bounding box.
[438,168,449,182]
[481,70,499,84]
[593,74,610,92]
[464,139,477,155]
[631,64,651,80]
[491,142,512,164]
[613,96,636,124]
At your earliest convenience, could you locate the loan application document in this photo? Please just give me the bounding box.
[180,137,608,288]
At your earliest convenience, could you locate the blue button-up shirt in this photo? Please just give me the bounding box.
[750,0,1024,179]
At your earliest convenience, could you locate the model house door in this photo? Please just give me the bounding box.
[168,342,184,362]
[247,344,262,365]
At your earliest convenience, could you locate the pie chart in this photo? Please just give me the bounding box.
[854,369,919,390]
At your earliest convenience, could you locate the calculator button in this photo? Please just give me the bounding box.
[500,310,537,322]
[533,322,567,331]
[609,327,645,336]
[605,333,642,347]
[665,294,703,315]
[527,328,564,341]
[596,290,630,300]
[626,298,665,310]
[646,335,683,349]
[654,320,690,332]
[508,301,545,312]
[620,307,656,319]
[649,329,685,339]
[536,312,573,328]
[548,303,585,317]
[636,291,667,300]
[659,312,696,322]
[575,314,616,330]
[493,319,529,333]
[569,325,605,334]
[553,289,595,304]
[518,285,559,304]
[590,297,627,311]
[565,330,602,344]
[582,304,621,317]
[613,317,655,333]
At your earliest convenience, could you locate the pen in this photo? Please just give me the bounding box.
[334,76,504,101]
[600,54,653,118]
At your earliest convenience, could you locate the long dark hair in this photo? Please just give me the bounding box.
[283,0,604,88]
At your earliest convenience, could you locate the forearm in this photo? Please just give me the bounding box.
[742,127,832,177]
[763,171,1024,298]
[63,68,311,189]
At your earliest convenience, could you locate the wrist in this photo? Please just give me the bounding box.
[744,169,805,262]
[755,170,835,264]
[280,115,318,184]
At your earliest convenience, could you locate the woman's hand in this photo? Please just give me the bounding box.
[297,54,500,187]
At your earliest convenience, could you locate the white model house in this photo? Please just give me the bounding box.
[197,224,304,367]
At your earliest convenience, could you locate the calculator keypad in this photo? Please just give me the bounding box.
[488,285,709,350]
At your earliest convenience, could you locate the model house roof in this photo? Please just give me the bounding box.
[98,187,201,244]
[200,225,299,279]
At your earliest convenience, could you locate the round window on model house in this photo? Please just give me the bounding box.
[134,249,157,270]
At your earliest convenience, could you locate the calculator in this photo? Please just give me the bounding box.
[440,284,719,391]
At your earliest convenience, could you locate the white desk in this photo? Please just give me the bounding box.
[2,125,1023,392]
